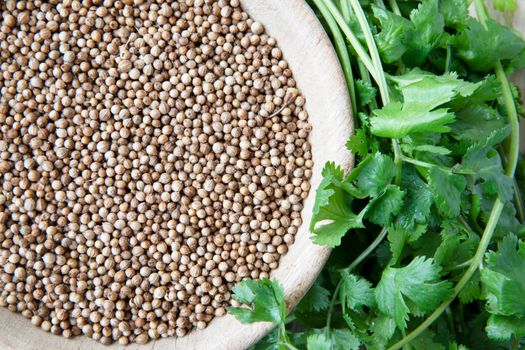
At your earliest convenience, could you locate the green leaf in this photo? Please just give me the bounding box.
[310,186,365,247]
[460,127,514,202]
[456,18,525,72]
[307,334,331,350]
[362,315,397,350]
[366,185,405,226]
[452,104,506,143]
[340,272,375,311]
[311,162,344,227]
[371,102,454,138]
[486,314,525,341]
[403,0,445,66]
[439,0,469,30]
[297,278,331,313]
[390,70,481,110]
[371,71,479,138]
[375,256,453,329]
[356,152,397,197]
[346,129,369,158]
[332,329,360,350]
[355,79,377,107]
[372,5,413,63]
[481,234,525,317]
[427,167,467,218]
[458,271,481,304]
[410,329,446,350]
[228,278,285,325]
[388,225,407,264]
[311,162,365,247]
[397,166,434,229]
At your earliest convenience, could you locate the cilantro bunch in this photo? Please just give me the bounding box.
[228,0,525,349]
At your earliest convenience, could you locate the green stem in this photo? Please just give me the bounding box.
[512,336,520,350]
[513,179,525,224]
[314,0,379,83]
[339,0,351,19]
[388,0,401,15]
[325,279,342,333]
[447,258,473,271]
[445,45,452,73]
[473,0,489,27]
[317,0,357,114]
[495,62,520,178]
[349,0,389,105]
[327,226,389,332]
[341,226,388,274]
[347,0,402,184]
[400,156,474,175]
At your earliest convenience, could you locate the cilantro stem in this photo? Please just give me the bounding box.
[347,0,403,184]
[445,45,452,73]
[325,279,341,333]
[349,0,389,106]
[512,336,520,350]
[316,0,357,114]
[327,227,388,333]
[513,179,525,224]
[314,0,379,83]
[400,156,474,175]
[387,0,401,16]
[447,258,473,271]
[341,226,388,274]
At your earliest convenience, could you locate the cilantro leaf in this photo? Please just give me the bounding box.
[340,272,375,311]
[346,129,369,158]
[297,278,331,313]
[311,162,344,227]
[403,0,444,66]
[307,334,331,350]
[375,257,453,329]
[310,186,365,247]
[372,6,413,63]
[397,166,434,229]
[371,102,454,138]
[439,0,469,30]
[332,329,360,350]
[366,185,405,226]
[460,127,514,202]
[356,152,397,197]
[355,79,377,107]
[485,315,525,341]
[371,71,479,138]
[311,162,366,247]
[428,167,467,218]
[456,18,525,72]
[481,234,525,317]
[229,278,286,325]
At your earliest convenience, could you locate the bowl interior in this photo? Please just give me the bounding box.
[0,1,352,349]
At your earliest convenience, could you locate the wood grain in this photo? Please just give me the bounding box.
[0,1,352,349]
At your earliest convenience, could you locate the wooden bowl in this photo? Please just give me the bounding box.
[0,0,352,349]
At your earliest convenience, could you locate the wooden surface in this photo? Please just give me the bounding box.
[0,1,352,349]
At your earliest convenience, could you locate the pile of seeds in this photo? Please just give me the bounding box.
[0,0,312,345]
